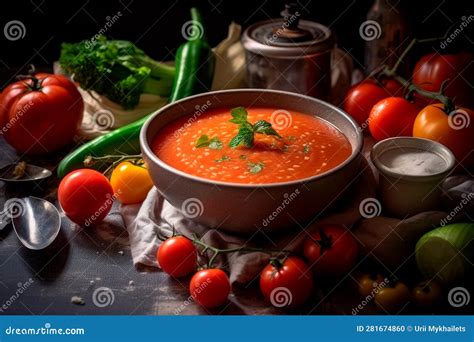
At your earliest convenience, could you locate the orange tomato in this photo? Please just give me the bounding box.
[110,161,153,204]
[413,104,474,168]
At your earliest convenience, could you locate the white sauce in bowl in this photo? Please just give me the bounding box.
[379,147,448,176]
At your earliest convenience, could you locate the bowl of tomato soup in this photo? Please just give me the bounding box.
[141,89,363,233]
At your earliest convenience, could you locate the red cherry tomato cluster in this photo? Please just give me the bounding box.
[157,224,358,311]
[343,52,474,154]
[156,236,231,309]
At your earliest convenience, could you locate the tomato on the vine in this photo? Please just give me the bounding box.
[368,97,419,141]
[58,169,114,226]
[413,52,474,108]
[343,78,403,126]
[157,236,197,277]
[110,161,153,204]
[189,269,231,308]
[303,224,358,277]
[260,257,313,309]
[0,73,83,154]
[413,104,474,168]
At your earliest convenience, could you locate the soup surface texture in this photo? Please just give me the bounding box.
[151,107,352,184]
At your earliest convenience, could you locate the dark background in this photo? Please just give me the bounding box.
[0,0,472,89]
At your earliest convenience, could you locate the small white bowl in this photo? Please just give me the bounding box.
[371,137,455,218]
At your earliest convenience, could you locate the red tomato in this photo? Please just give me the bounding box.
[0,73,83,154]
[343,78,403,126]
[189,269,231,308]
[368,97,419,141]
[303,224,358,277]
[157,236,197,277]
[413,104,474,168]
[413,52,474,108]
[260,257,314,309]
[58,169,114,226]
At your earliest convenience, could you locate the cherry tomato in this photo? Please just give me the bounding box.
[0,73,83,154]
[58,169,114,226]
[343,78,404,126]
[110,161,153,204]
[260,257,314,309]
[303,224,358,277]
[189,269,231,308]
[413,104,474,168]
[413,52,474,108]
[357,273,387,297]
[157,236,197,277]
[368,97,419,141]
[412,281,443,307]
[374,281,410,312]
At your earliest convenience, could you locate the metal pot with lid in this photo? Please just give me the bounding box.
[242,3,350,102]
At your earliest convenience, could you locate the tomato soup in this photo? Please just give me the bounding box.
[151,107,352,184]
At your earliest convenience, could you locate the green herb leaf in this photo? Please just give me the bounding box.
[303,144,311,154]
[196,135,210,148]
[208,137,223,150]
[248,161,265,174]
[196,135,222,149]
[229,107,248,124]
[229,127,254,148]
[254,120,282,138]
[239,155,248,160]
[228,107,281,149]
[215,155,231,163]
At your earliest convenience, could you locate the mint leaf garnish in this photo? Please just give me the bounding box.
[196,135,222,149]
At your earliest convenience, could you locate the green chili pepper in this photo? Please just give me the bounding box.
[57,7,214,179]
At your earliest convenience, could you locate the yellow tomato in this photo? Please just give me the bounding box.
[413,104,474,168]
[110,161,153,204]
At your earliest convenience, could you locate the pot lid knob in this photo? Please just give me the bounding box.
[272,3,313,43]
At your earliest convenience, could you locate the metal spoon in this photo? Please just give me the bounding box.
[0,162,52,183]
[11,197,61,250]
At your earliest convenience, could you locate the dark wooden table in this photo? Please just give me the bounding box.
[0,138,465,315]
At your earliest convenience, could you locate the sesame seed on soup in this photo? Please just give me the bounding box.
[151,107,352,184]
